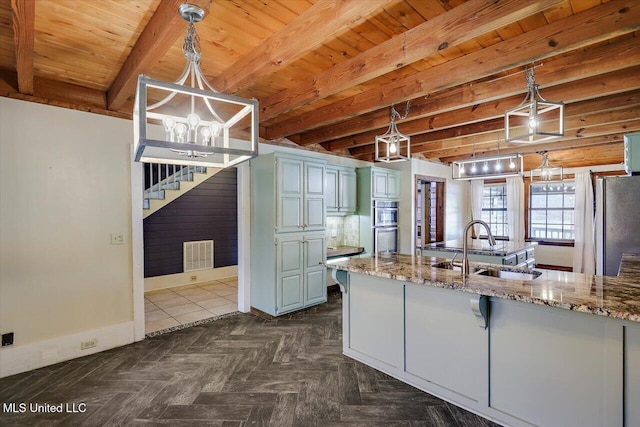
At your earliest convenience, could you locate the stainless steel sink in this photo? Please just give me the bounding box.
[475,268,541,281]
[431,262,541,281]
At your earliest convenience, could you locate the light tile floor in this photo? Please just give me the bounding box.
[144,276,238,334]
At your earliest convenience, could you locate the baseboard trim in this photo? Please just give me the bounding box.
[144,265,238,292]
[0,321,134,379]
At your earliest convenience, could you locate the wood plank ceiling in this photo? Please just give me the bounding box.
[2,0,639,170]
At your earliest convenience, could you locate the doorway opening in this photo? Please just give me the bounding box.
[415,175,445,252]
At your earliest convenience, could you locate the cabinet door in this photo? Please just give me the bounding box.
[348,274,404,369]
[304,161,326,231]
[372,170,388,199]
[276,158,304,233]
[405,284,487,404]
[339,169,357,213]
[325,167,339,212]
[276,236,304,314]
[388,171,400,199]
[303,234,327,306]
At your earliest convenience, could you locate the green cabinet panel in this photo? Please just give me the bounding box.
[304,161,326,230]
[326,165,357,215]
[372,169,389,199]
[250,152,327,317]
[624,132,640,174]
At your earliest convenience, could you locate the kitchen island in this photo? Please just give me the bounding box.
[327,254,640,427]
[422,239,537,267]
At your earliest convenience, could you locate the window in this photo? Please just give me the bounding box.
[529,182,575,240]
[481,184,507,238]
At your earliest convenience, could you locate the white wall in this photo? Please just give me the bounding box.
[0,98,135,377]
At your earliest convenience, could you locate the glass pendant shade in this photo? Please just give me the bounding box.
[505,66,564,144]
[530,151,563,182]
[133,4,258,168]
[375,105,410,162]
[452,153,523,180]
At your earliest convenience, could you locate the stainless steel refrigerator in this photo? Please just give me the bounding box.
[595,175,640,276]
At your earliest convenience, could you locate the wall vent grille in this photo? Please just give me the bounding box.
[184,240,214,272]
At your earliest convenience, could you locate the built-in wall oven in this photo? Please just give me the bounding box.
[373,200,398,254]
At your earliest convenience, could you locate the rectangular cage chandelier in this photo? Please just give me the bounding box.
[452,153,524,180]
[505,66,564,144]
[375,103,411,162]
[133,4,258,168]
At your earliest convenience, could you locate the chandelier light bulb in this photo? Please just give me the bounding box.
[460,164,465,175]
[175,122,187,143]
[509,158,516,169]
[201,127,211,146]
[389,142,397,154]
[210,122,221,136]
[187,113,200,129]
[483,162,489,172]
[162,117,176,140]
[495,160,502,171]
[471,163,477,173]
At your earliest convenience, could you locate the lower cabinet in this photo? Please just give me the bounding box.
[275,233,326,315]
[347,274,403,369]
[405,284,487,405]
[336,271,637,427]
[488,299,622,427]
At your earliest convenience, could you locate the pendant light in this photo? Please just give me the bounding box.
[375,101,411,162]
[530,151,563,182]
[505,65,564,144]
[133,4,259,168]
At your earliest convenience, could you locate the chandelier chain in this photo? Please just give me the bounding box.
[183,20,201,62]
[391,100,411,121]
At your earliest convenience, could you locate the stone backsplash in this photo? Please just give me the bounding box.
[326,215,360,248]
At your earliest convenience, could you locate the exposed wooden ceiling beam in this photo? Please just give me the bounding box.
[414,118,640,160]
[0,68,127,119]
[521,145,624,170]
[11,0,35,95]
[211,0,393,94]
[299,35,640,147]
[106,0,211,111]
[331,66,640,152]
[264,0,640,139]
[440,134,627,164]
[348,92,640,158]
[259,0,562,122]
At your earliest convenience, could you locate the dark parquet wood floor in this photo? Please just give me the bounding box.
[0,291,500,427]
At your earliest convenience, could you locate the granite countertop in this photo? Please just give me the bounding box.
[327,246,364,258]
[423,239,537,256]
[618,253,640,279]
[325,253,640,323]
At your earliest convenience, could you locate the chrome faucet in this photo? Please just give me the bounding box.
[462,220,496,276]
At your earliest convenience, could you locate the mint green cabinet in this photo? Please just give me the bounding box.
[275,232,326,314]
[371,167,400,200]
[276,156,325,232]
[326,165,357,214]
[250,153,327,316]
[624,132,640,174]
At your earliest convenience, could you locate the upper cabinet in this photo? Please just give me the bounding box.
[275,155,326,232]
[326,165,357,215]
[624,132,640,174]
[372,167,401,200]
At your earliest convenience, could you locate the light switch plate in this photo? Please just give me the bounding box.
[111,233,125,245]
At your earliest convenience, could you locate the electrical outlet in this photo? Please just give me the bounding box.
[2,332,14,347]
[111,233,125,245]
[81,339,97,350]
[190,275,198,282]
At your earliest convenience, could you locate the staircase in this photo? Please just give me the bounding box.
[143,164,219,218]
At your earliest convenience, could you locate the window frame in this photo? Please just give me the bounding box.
[527,180,576,243]
[480,183,508,240]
